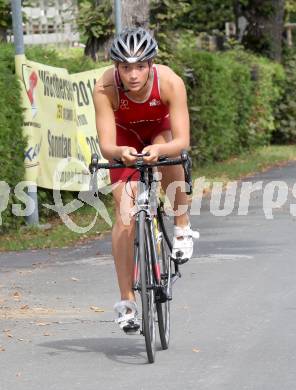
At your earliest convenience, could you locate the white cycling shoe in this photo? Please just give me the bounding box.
[171,224,200,264]
[114,300,140,335]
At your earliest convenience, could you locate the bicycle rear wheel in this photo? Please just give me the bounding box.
[155,211,171,350]
[138,210,156,363]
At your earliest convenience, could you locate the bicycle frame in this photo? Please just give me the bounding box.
[132,164,181,299]
[133,166,162,293]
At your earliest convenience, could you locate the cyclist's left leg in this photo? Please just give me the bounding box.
[152,130,199,262]
[152,130,189,225]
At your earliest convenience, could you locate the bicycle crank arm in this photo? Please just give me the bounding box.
[171,272,181,285]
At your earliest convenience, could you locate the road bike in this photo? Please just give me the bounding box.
[89,150,192,363]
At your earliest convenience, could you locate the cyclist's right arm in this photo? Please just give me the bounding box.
[93,70,137,163]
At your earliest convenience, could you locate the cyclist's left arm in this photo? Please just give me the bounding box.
[142,66,190,161]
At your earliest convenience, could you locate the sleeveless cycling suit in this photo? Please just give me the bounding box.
[110,65,171,183]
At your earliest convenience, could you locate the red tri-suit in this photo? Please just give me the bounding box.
[110,65,171,183]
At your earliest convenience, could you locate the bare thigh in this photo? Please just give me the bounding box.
[152,130,188,217]
[152,130,184,188]
[112,180,138,226]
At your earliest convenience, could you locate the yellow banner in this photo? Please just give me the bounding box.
[15,54,111,191]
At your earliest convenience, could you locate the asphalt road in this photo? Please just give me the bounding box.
[1,162,296,390]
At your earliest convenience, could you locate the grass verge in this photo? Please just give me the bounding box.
[1,145,296,252]
[0,204,115,252]
[193,145,296,182]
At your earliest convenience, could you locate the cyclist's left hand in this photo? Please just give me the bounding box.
[141,145,160,163]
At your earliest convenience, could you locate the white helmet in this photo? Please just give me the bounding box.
[110,27,158,63]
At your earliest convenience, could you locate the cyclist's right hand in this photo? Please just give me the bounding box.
[120,146,138,165]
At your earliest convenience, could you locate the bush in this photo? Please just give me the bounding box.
[25,45,111,73]
[170,36,285,163]
[224,49,285,147]
[0,44,27,231]
[273,48,296,143]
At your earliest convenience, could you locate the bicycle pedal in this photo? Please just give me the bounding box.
[155,286,169,303]
[123,323,140,335]
[124,328,141,336]
[171,251,189,265]
[174,257,189,265]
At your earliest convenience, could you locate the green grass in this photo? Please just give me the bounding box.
[1,145,296,252]
[0,204,115,252]
[193,145,296,182]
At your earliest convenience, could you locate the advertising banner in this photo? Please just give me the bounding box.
[15,54,111,191]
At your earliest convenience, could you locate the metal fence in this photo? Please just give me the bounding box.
[8,0,80,46]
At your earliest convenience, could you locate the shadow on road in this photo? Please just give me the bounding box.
[38,337,159,365]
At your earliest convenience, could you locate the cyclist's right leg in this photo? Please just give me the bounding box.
[111,180,141,333]
[111,180,138,302]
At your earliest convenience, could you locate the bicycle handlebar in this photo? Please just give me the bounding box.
[89,150,193,195]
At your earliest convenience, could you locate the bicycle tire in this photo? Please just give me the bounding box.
[155,210,171,350]
[138,210,156,363]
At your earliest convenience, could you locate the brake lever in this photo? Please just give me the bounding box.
[89,153,99,174]
[89,171,98,197]
[180,150,193,195]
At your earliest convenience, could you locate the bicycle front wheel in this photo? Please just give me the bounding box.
[155,211,171,350]
[138,210,156,363]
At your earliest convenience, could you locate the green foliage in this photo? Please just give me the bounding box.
[150,0,292,62]
[0,44,27,232]
[0,0,11,30]
[149,0,191,64]
[170,36,285,163]
[25,46,110,73]
[273,48,296,143]
[150,0,233,63]
[172,48,250,162]
[224,49,285,146]
[150,0,191,29]
[0,0,30,40]
[181,0,233,32]
[285,0,296,21]
[76,0,114,60]
[150,0,233,34]
[77,0,113,42]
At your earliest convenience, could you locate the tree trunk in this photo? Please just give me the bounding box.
[239,0,285,62]
[0,27,7,42]
[120,0,150,29]
[268,0,285,62]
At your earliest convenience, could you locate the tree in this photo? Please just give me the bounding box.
[0,0,11,42]
[0,1,33,43]
[76,0,114,61]
[236,0,286,62]
[121,0,150,29]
